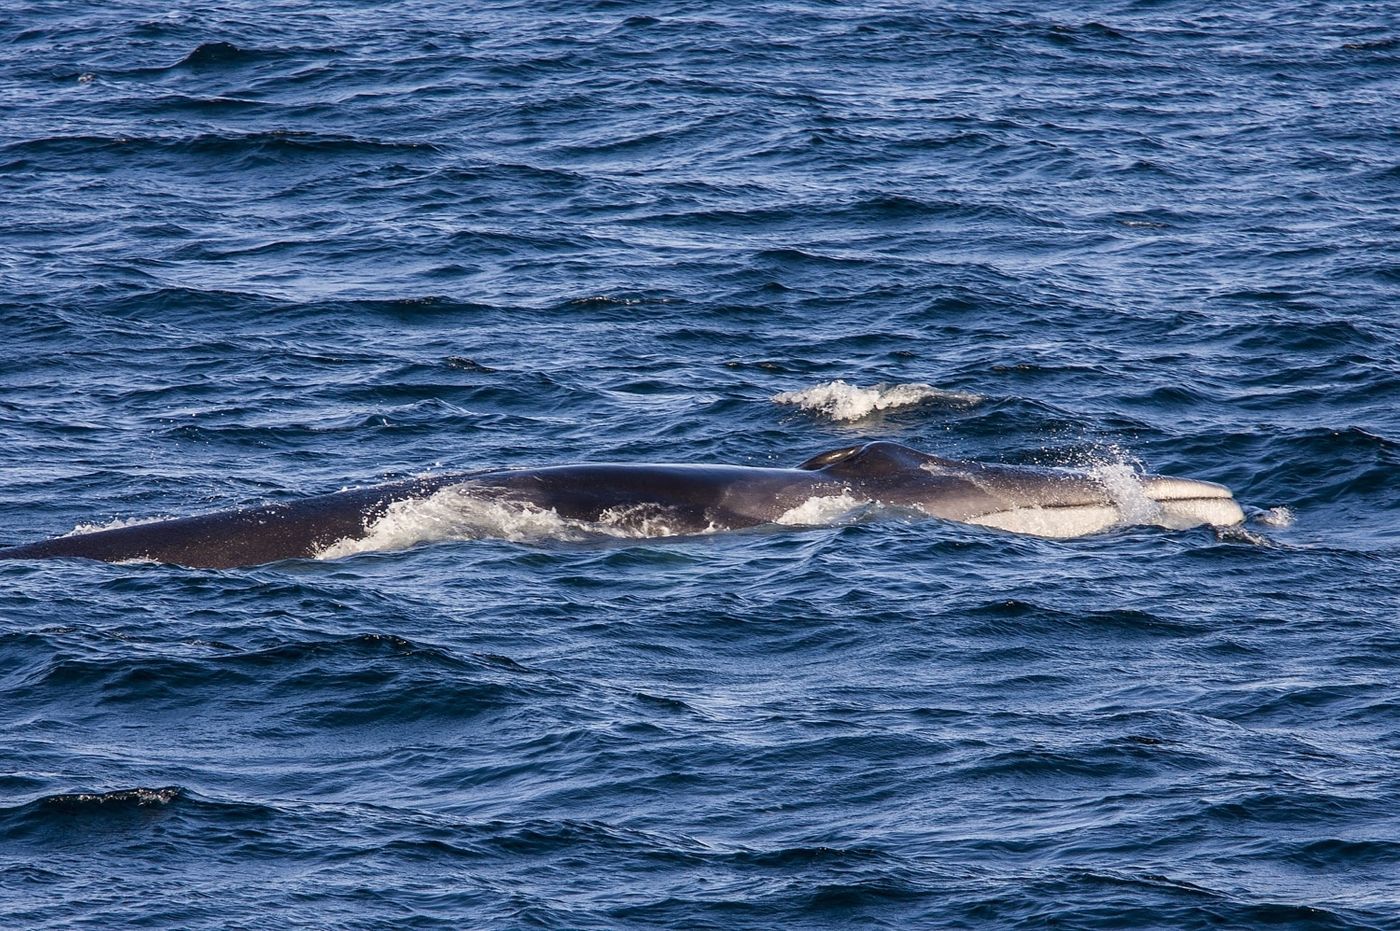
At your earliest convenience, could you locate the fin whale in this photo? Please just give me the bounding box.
[0,442,1244,569]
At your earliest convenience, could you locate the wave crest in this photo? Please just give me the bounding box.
[772,380,980,422]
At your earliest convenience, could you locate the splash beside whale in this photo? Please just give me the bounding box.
[0,442,1244,569]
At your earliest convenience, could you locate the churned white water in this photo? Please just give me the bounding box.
[1257,506,1295,528]
[65,516,173,536]
[773,492,868,526]
[314,486,719,559]
[772,380,981,422]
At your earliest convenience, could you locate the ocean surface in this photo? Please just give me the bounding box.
[2,1,1398,927]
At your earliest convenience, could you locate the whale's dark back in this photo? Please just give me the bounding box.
[0,476,463,569]
[798,441,946,477]
[471,462,835,528]
[0,463,831,568]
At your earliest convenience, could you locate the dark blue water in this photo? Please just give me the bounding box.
[2,1,1398,927]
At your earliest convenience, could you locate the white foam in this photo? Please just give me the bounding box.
[314,486,717,560]
[64,516,172,537]
[54,787,181,806]
[1256,506,1294,528]
[771,380,980,422]
[774,492,867,526]
[596,503,717,537]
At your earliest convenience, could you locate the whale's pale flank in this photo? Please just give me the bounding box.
[0,442,1244,569]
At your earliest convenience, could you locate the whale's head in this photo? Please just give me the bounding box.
[795,440,995,518]
[797,441,1021,519]
[795,441,1244,536]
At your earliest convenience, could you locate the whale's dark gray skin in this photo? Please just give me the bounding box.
[0,442,1243,569]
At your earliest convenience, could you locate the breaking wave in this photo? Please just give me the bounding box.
[772,380,981,422]
[1257,506,1295,528]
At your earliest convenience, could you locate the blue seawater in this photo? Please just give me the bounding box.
[2,1,1398,927]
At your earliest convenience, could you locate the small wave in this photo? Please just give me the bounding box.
[0,785,282,841]
[2,131,441,159]
[40,787,182,809]
[0,787,187,834]
[1256,506,1295,528]
[772,380,980,422]
[176,41,263,69]
[1343,38,1399,51]
[171,41,345,72]
[1214,524,1274,546]
[444,356,497,373]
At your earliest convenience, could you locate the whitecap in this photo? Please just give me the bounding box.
[771,380,980,422]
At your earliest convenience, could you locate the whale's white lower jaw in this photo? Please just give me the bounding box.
[1142,476,1246,531]
[967,497,1244,539]
[965,475,1246,540]
[968,504,1123,539]
[1152,496,1246,531]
